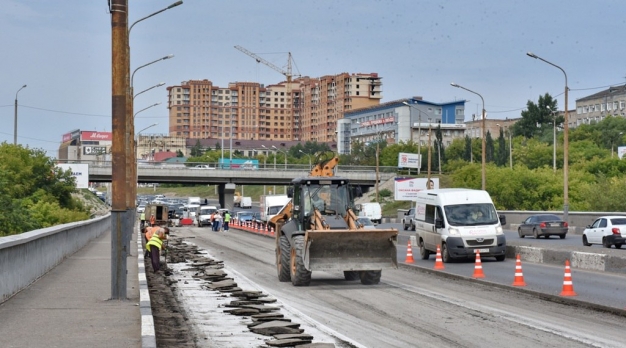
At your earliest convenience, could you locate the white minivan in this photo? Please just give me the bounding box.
[414,188,507,262]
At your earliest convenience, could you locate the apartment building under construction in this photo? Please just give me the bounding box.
[167,72,382,143]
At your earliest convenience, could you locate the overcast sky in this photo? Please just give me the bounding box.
[2,0,625,156]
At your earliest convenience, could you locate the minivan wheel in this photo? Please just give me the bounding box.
[533,228,540,239]
[441,243,452,263]
[419,240,430,260]
[582,235,591,246]
[616,244,623,249]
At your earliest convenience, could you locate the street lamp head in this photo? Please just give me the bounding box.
[526,52,538,59]
[450,82,459,88]
[157,82,165,87]
[21,84,27,88]
[163,54,174,60]
[168,1,183,9]
[261,144,267,149]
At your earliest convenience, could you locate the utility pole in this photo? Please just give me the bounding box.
[427,124,432,185]
[110,0,129,300]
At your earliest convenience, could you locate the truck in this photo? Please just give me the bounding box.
[188,197,201,205]
[268,152,398,286]
[144,204,169,227]
[358,202,382,224]
[240,196,252,209]
[259,195,290,223]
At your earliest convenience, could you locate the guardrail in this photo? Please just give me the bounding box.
[0,214,111,303]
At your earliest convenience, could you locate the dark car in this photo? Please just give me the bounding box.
[518,214,568,239]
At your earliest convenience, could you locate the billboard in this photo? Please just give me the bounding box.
[619,146,626,159]
[217,158,259,169]
[83,146,108,155]
[56,163,89,189]
[398,152,421,169]
[81,131,112,142]
[394,177,439,201]
[62,129,81,143]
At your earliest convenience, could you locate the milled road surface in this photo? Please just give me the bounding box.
[150,226,626,348]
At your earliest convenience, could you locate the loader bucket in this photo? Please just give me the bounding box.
[303,229,398,272]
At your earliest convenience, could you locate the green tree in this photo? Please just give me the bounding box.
[464,136,472,162]
[511,93,559,138]
[190,140,203,157]
[485,131,495,163]
[0,143,89,235]
[176,149,184,157]
[496,128,507,166]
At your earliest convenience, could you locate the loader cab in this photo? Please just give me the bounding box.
[291,177,354,227]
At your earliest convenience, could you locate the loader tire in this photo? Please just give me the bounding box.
[360,270,381,285]
[290,235,311,286]
[276,235,291,282]
[344,271,360,281]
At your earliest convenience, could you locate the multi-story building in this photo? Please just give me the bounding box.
[167,80,303,142]
[58,129,112,162]
[301,73,382,143]
[337,97,466,155]
[574,84,626,128]
[167,72,380,144]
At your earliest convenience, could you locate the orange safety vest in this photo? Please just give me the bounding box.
[145,227,158,242]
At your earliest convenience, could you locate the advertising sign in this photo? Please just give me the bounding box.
[618,146,626,159]
[62,129,81,143]
[83,146,108,155]
[359,116,395,127]
[56,163,89,189]
[81,131,113,142]
[394,177,439,201]
[398,152,421,169]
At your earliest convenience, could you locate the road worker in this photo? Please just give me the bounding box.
[140,211,146,229]
[145,228,167,272]
[149,214,156,227]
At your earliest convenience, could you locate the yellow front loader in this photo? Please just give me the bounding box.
[269,153,398,286]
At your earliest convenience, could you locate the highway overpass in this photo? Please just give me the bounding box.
[86,162,395,186]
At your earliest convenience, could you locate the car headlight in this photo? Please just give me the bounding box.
[496,226,503,235]
[448,228,460,236]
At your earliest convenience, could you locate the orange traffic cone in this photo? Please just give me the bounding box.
[270,226,275,236]
[472,250,485,278]
[405,240,415,263]
[560,259,577,296]
[512,254,527,286]
[434,245,445,270]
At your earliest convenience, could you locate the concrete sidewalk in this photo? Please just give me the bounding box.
[0,228,142,348]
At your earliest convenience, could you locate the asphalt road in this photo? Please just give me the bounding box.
[170,225,626,348]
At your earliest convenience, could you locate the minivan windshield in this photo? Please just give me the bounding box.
[444,203,499,226]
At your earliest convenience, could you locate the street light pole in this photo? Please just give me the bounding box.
[272,146,287,169]
[14,84,27,145]
[128,1,183,34]
[134,82,165,100]
[527,52,569,223]
[133,102,161,119]
[451,83,486,190]
[299,149,312,170]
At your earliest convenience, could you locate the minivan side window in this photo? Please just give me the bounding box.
[424,204,436,224]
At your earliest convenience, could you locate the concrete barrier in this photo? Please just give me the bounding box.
[0,214,111,303]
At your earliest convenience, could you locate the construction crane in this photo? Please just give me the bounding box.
[235,45,301,139]
[234,45,297,84]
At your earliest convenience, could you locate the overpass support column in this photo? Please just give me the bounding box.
[218,183,236,211]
